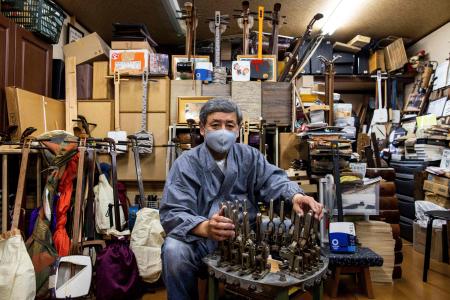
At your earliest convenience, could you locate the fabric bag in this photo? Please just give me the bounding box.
[95,240,139,300]
[94,174,125,233]
[0,230,36,300]
[130,208,165,283]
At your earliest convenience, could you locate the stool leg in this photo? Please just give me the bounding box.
[208,274,219,300]
[311,282,323,300]
[423,217,434,282]
[330,267,341,298]
[362,267,374,299]
[442,223,449,264]
[274,288,289,300]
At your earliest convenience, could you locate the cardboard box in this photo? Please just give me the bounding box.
[427,174,450,188]
[413,221,444,261]
[384,38,407,72]
[149,53,169,75]
[93,61,113,99]
[425,192,450,209]
[5,87,65,139]
[111,41,155,52]
[119,112,169,145]
[110,49,150,75]
[63,32,111,64]
[201,83,231,97]
[369,50,386,74]
[347,35,371,48]
[231,81,261,123]
[120,77,170,112]
[423,180,450,197]
[117,147,167,181]
[297,75,314,88]
[77,100,113,138]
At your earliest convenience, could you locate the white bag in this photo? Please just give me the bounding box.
[130,208,165,283]
[0,230,36,300]
[371,71,388,125]
[94,174,125,234]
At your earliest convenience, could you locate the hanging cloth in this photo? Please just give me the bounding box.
[52,154,79,256]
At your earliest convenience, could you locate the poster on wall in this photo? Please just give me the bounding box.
[67,24,84,44]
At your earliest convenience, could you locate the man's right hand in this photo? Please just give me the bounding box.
[192,209,235,241]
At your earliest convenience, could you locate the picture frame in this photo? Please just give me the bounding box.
[403,92,425,112]
[177,96,213,124]
[237,55,277,82]
[66,23,84,44]
[171,55,210,80]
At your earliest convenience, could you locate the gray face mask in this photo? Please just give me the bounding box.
[204,129,237,154]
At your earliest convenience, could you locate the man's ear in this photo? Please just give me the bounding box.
[200,124,206,137]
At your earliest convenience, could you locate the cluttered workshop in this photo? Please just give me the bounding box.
[0,0,449,299]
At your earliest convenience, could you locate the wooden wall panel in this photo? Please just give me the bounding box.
[0,14,15,132]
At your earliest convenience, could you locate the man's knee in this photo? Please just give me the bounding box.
[162,237,197,275]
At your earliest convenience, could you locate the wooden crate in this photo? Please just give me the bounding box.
[231,81,261,123]
[261,82,292,125]
[201,83,231,97]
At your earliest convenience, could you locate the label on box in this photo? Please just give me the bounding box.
[110,49,149,75]
[329,222,357,253]
[149,53,169,75]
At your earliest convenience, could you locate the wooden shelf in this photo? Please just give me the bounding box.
[313,74,415,92]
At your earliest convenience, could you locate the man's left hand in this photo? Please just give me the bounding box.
[292,194,324,220]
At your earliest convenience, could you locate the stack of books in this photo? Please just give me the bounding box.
[355,221,395,283]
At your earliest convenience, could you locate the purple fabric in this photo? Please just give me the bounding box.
[28,208,40,237]
[95,240,140,300]
[50,194,59,232]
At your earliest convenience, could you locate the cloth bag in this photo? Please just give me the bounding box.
[94,174,125,233]
[130,208,165,283]
[95,240,139,300]
[0,230,36,300]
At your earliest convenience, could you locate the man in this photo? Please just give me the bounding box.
[160,98,323,300]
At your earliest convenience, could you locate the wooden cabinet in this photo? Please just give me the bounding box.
[0,13,53,132]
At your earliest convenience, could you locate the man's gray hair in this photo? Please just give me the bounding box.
[199,98,243,125]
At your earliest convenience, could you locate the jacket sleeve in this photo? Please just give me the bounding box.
[252,149,304,205]
[159,158,208,243]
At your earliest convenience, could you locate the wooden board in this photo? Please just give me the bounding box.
[261,82,292,125]
[120,76,170,113]
[117,147,167,181]
[170,80,202,124]
[119,112,169,145]
[65,56,77,133]
[201,83,231,97]
[77,100,113,138]
[231,81,261,123]
[93,61,113,99]
[279,133,301,170]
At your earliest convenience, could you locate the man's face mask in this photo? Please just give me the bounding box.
[204,129,237,154]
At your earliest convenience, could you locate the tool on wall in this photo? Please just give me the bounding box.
[107,72,128,152]
[267,3,286,57]
[128,135,146,209]
[234,1,255,55]
[208,11,229,68]
[135,71,154,154]
[250,6,271,81]
[177,1,198,78]
[278,13,323,82]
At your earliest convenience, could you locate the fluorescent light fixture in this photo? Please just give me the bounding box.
[320,0,365,36]
[160,0,185,36]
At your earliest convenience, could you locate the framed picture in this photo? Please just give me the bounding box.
[171,55,210,80]
[177,96,213,124]
[403,92,425,112]
[237,55,277,82]
[66,24,84,44]
[232,60,251,81]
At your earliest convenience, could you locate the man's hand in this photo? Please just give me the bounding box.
[191,208,235,241]
[292,194,324,220]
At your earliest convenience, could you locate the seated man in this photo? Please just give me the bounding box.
[160,98,323,300]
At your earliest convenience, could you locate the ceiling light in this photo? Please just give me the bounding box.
[160,0,184,36]
[320,0,365,36]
